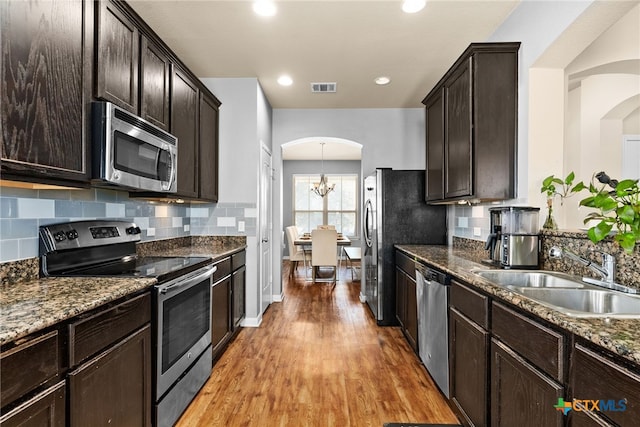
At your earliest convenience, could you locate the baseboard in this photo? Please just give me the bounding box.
[272,292,284,302]
[359,292,367,303]
[241,314,262,328]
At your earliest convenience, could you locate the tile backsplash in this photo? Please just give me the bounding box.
[0,186,255,263]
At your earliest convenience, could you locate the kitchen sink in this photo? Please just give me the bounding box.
[511,288,640,318]
[473,270,585,288]
[473,269,640,318]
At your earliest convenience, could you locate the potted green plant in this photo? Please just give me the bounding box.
[579,172,640,253]
[540,172,585,229]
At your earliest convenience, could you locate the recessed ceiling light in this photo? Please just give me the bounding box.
[375,76,391,85]
[253,0,276,17]
[278,75,293,86]
[402,0,426,13]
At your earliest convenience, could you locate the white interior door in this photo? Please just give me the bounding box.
[260,144,273,314]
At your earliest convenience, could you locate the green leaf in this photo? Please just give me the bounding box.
[579,196,596,208]
[617,205,636,224]
[564,172,575,185]
[542,176,555,187]
[588,221,613,242]
[617,233,637,253]
[570,182,586,193]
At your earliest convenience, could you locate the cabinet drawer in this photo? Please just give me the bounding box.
[450,280,488,329]
[232,250,246,271]
[0,380,66,427]
[68,292,150,366]
[213,257,231,282]
[0,331,59,408]
[491,302,565,381]
[572,343,640,426]
[396,251,416,279]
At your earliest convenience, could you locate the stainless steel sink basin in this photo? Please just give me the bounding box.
[512,288,640,318]
[473,270,585,288]
[472,269,640,318]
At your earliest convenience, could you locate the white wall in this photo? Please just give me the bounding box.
[200,77,272,327]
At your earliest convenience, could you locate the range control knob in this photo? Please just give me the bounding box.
[66,230,79,240]
[126,226,141,235]
[53,231,66,242]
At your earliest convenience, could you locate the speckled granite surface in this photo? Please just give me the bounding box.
[396,244,640,366]
[0,236,246,346]
[0,276,156,346]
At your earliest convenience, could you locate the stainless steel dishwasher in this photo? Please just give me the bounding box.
[416,264,451,398]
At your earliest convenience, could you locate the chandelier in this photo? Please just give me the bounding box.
[311,143,335,198]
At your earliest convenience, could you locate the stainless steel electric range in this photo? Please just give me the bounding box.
[39,220,215,427]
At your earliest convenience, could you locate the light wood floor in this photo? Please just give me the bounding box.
[176,262,459,427]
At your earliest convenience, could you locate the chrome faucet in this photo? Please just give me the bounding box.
[548,246,639,294]
[549,246,615,283]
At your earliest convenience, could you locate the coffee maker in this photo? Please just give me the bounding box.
[484,207,540,269]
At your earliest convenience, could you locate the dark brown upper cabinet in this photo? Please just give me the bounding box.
[140,35,170,131]
[1,0,93,185]
[199,91,220,202]
[424,89,445,201]
[171,65,199,199]
[423,42,520,204]
[95,0,139,113]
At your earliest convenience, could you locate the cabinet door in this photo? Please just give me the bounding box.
[199,91,219,201]
[211,276,231,359]
[140,35,170,131]
[449,307,488,427]
[95,0,139,113]
[424,89,445,201]
[232,265,246,330]
[444,58,473,199]
[171,65,199,198]
[491,339,564,427]
[395,268,407,328]
[405,272,418,352]
[571,343,640,426]
[1,0,91,183]
[0,381,66,427]
[68,325,152,427]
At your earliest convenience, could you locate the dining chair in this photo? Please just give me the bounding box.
[286,226,310,278]
[311,229,338,286]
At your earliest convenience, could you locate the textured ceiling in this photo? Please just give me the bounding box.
[128,0,520,109]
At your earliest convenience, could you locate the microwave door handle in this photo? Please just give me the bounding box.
[159,265,216,295]
[169,151,176,189]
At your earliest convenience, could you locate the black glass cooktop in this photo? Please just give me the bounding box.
[56,256,212,283]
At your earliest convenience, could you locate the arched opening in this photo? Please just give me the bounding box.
[279,137,363,273]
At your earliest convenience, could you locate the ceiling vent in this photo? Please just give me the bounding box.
[311,82,337,93]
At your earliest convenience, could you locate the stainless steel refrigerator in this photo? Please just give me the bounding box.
[363,169,447,326]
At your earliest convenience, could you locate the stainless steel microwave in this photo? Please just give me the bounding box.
[92,101,177,192]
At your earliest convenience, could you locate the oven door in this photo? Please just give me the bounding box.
[155,264,215,399]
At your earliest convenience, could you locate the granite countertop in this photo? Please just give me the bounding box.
[396,244,640,366]
[0,238,247,347]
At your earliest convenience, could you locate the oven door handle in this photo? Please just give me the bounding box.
[159,265,217,295]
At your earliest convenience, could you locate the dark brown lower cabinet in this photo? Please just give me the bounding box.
[394,253,418,353]
[570,343,640,426]
[0,381,66,427]
[68,325,152,427]
[232,265,246,330]
[449,307,488,427]
[491,338,564,427]
[211,275,231,360]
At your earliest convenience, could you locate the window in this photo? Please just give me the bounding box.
[293,174,358,236]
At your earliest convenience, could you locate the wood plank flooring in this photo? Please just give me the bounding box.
[176,262,459,427]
